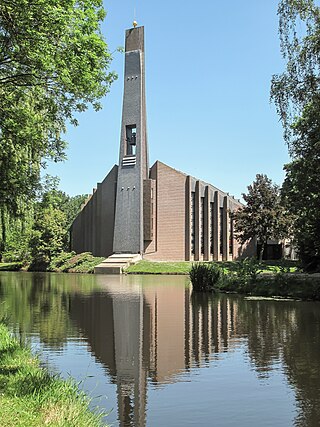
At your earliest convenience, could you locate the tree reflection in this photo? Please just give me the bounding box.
[0,272,320,426]
[0,272,99,348]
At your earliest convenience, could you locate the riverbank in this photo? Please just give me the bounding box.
[0,257,298,275]
[0,252,105,274]
[187,261,320,301]
[2,257,317,300]
[125,259,298,275]
[0,262,23,271]
[0,323,105,426]
[218,272,320,300]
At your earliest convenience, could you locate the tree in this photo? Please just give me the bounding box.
[271,0,320,145]
[281,104,320,271]
[271,0,320,271]
[29,183,88,268]
[29,207,68,269]
[0,0,116,217]
[233,174,290,261]
[0,174,87,263]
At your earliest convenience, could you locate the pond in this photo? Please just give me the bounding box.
[0,272,320,426]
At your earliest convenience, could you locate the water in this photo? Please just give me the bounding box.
[0,271,320,426]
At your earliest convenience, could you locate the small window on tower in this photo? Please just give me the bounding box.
[126,125,137,156]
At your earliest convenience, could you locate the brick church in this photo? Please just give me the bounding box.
[71,26,254,262]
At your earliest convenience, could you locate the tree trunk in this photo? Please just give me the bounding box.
[0,206,6,261]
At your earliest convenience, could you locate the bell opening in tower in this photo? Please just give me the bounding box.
[126,125,137,156]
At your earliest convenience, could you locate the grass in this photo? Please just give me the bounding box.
[0,253,105,274]
[48,252,105,274]
[189,263,221,291]
[0,323,106,426]
[219,273,320,300]
[126,259,299,275]
[126,260,193,274]
[0,262,23,271]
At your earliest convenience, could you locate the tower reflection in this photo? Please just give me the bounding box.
[69,275,239,426]
[1,272,320,426]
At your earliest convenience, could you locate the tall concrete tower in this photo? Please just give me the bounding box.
[113,26,149,254]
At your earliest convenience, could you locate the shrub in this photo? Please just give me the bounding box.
[218,258,263,294]
[49,251,76,271]
[189,263,221,292]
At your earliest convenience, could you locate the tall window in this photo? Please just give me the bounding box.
[210,202,214,254]
[229,217,234,256]
[126,125,137,156]
[220,207,224,255]
[191,192,195,255]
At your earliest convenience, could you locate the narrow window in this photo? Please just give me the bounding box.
[210,202,214,254]
[220,207,223,255]
[201,197,205,254]
[229,217,234,255]
[191,192,195,255]
[126,125,137,156]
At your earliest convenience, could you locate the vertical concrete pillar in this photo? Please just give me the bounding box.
[203,186,210,261]
[194,181,200,261]
[185,176,191,261]
[213,191,220,261]
[222,196,230,261]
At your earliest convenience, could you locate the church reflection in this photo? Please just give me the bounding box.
[1,273,320,426]
[69,276,240,426]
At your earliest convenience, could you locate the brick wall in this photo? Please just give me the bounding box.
[70,165,118,257]
[145,162,187,261]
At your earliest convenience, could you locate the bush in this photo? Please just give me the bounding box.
[49,251,76,271]
[219,258,263,294]
[189,263,221,292]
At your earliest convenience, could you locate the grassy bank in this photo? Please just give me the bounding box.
[0,323,105,426]
[0,252,105,274]
[0,262,24,271]
[219,273,320,300]
[47,252,105,273]
[126,259,298,275]
[188,260,320,300]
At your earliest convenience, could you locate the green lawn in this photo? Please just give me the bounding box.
[126,259,299,275]
[126,260,192,274]
[0,324,106,426]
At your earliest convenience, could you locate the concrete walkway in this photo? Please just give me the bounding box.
[94,254,141,274]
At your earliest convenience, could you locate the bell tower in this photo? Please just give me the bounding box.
[113,25,149,254]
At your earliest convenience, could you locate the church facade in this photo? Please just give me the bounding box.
[71,26,254,261]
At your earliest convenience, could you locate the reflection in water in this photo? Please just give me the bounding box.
[70,276,245,426]
[0,272,320,426]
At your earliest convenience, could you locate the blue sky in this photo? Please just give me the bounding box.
[46,0,289,199]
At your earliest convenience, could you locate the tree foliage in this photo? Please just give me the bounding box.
[271,0,320,146]
[282,105,320,271]
[0,174,87,264]
[271,0,320,271]
[233,174,289,261]
[0,0,115,215]
[28,186,87,269]
[29,207,68,268]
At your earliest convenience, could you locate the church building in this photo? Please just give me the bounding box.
[71,26,254,262]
